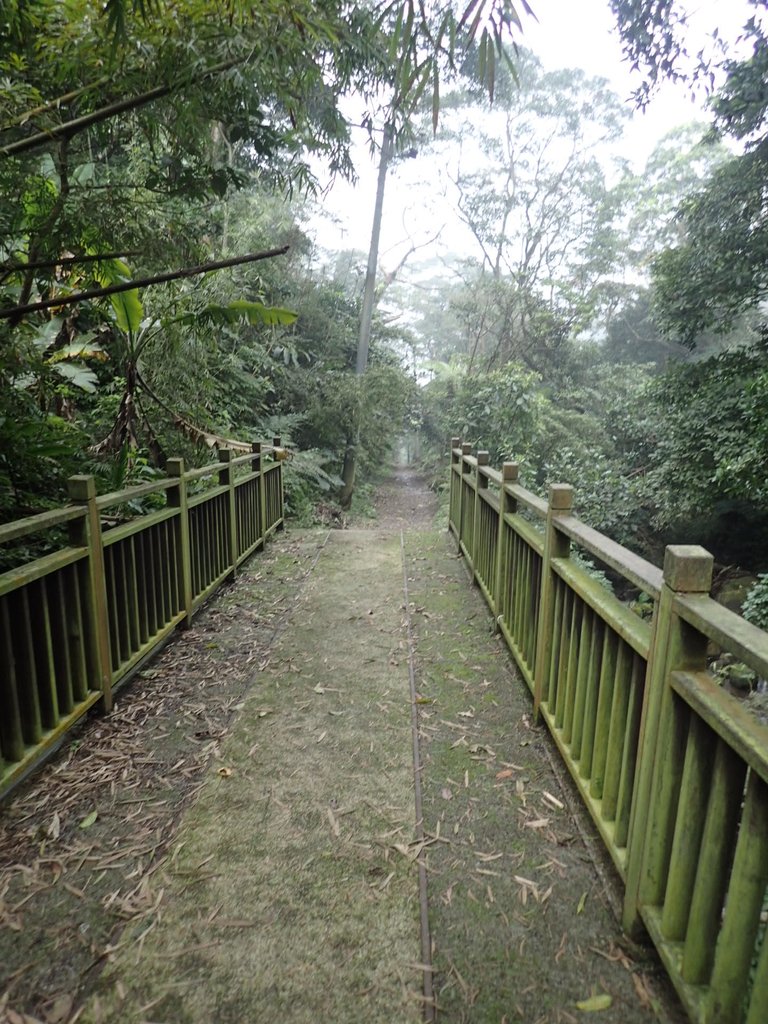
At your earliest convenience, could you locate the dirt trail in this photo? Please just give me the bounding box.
[0,467,683,1024]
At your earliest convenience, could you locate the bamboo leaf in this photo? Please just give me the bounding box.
[576,993,613,1012]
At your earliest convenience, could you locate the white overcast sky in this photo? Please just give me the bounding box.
[308,0,755,265]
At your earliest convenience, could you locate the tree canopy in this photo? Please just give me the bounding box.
[612,0,768,344]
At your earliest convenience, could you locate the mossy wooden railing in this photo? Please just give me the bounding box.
[449,438,768,1024]
[0,442,284,798]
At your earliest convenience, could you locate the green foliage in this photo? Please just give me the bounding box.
[422,360,544,465]
[652,151,768,344]
[639,338,768,531]
[612,4,768,345]
[743,574,768,631]
[0,390,84,517]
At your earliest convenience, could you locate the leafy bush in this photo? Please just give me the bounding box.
[743,575,768,632]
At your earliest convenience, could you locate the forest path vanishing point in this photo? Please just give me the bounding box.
[0,466,685,1024]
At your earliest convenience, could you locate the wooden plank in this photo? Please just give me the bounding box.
[478,488,500,512]
[187,483,229,509]
[675,593,768,680]
[100,506,178,547]
[555,514,663,598]
[671,670,768,784]
[502,512,545,555]
[0,546,88,597]
[0,505,85,545]
[552,557,652,658]
[505,483,547,518]
[0,691,102,797]
[94,476,175,510]
[641,907,706,1024]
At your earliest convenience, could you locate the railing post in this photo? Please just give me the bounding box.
[622,544,713,936]
[459,442,472,551]
[495,462,519,631]
[473,450,490,588]
[449,436,461,533]
[254,442,267,545]
[67,475,113,712]
[532,483,573,719]
[218,448,238,574]
[167,458,193,625]
[272,436,284,528]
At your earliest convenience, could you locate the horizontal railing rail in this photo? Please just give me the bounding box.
[0,439,284,799]
[447,437,768,1024]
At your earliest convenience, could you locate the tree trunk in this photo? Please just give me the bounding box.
[339,121,394,507]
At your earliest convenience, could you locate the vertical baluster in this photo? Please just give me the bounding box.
[34,579,59,728]
[533,484,572,718]
[126,537,141,654]
[552,583,572,721]
[556,591,579,729]
[564,602,590,744]
[569,598,593,753]
[0,598,25,761]
[67,475,112,710]
[580,626,609,780]
[116,543,131,663]
[623,546,713,935]
[48,573,74,715]
[660,714,716,941]
[168,458,192,619]
[548,577,565,712]
[68,563,89,701]
[589,630,620,798]
[601,640,632,817]
[614,652,644,848]
[681,739,745,984]
[561,598,581,741]
[135,532,149,645]
[14,588,42,743]
[145,526,158,635]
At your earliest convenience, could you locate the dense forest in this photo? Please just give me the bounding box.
[2,1,768,621]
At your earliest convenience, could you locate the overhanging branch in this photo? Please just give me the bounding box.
[0,246,290,321]
[0,57,243,159]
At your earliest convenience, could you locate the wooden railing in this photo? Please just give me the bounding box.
[0,441,284,798]
[448,438,768,1024]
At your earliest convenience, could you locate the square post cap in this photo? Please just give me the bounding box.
[67,475,96,501]
[502,461,520,481]
[663,545,714,593]
[548,483,573,511]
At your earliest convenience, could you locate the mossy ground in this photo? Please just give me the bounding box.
[1,470,685,1024]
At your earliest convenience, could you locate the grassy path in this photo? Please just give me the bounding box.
[1,484,683,1023]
